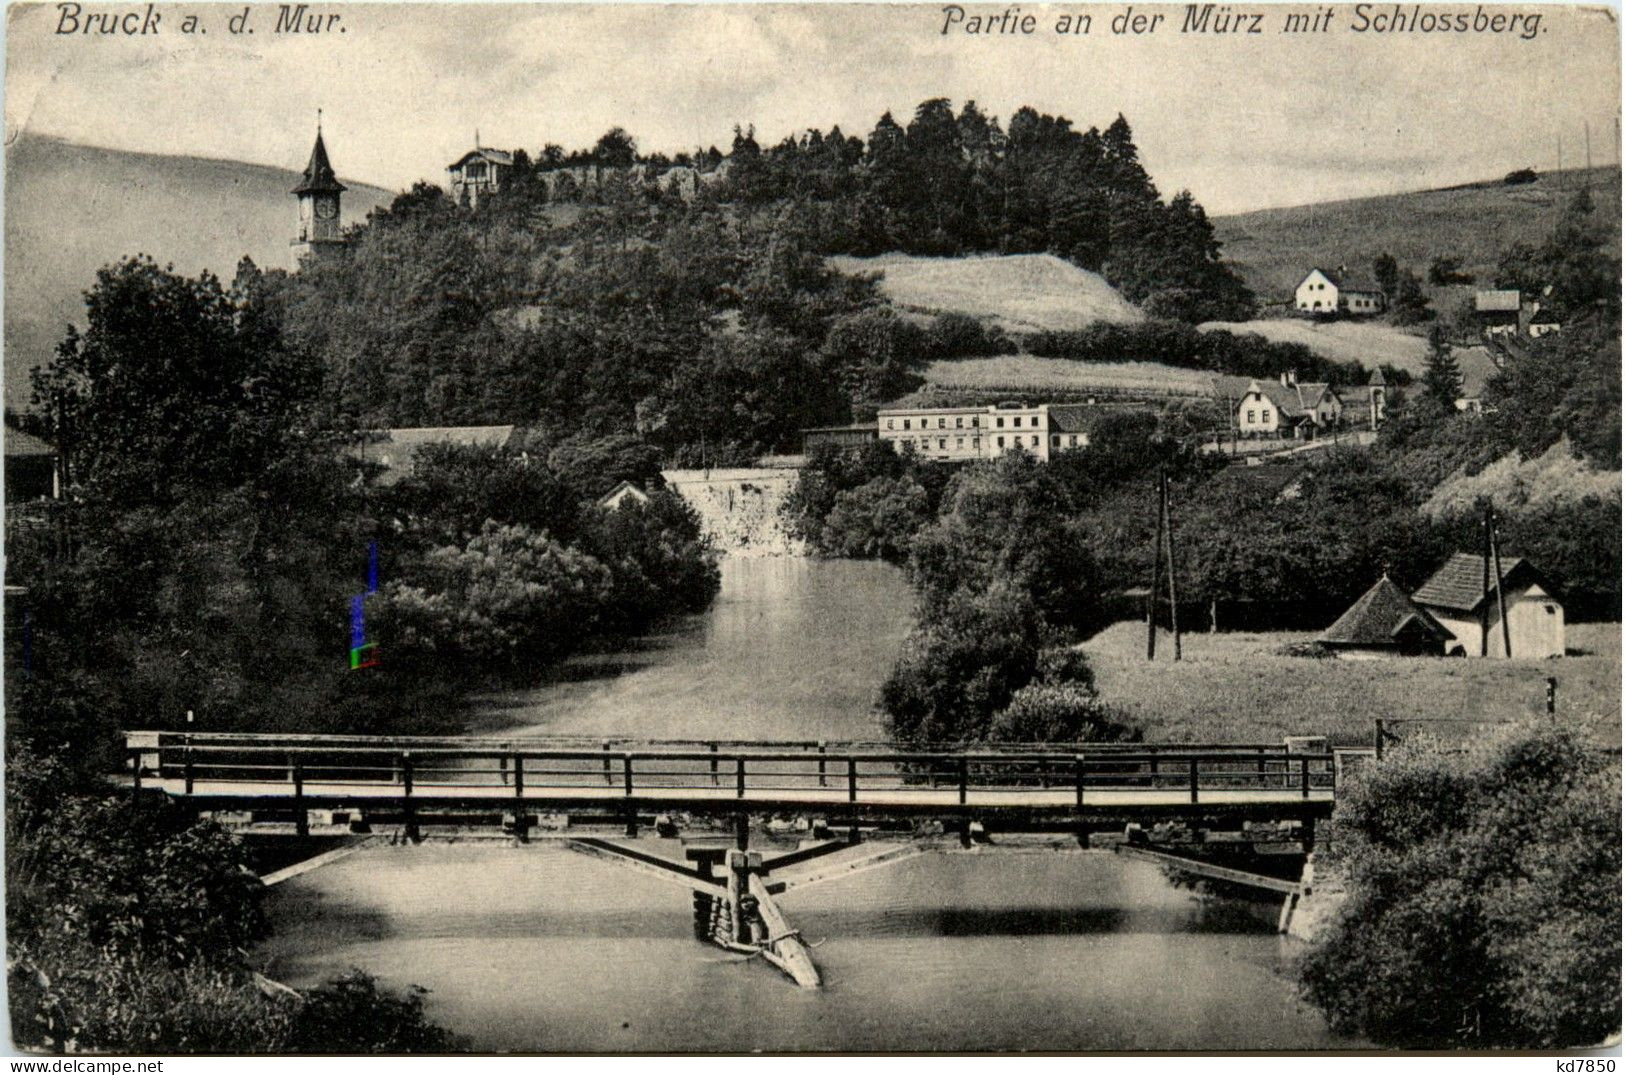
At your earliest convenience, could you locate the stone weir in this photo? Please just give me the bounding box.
[660,468,805,556]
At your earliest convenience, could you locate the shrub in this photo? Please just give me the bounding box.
[1299,721,1621,1048]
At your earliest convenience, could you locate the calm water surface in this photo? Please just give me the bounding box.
[262,557,1348,1051]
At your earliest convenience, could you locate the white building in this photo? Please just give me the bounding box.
[1295,267,1386,316]
[876,403,1092,462]
[1235,373,1344,439]
[1411,552,1565,659]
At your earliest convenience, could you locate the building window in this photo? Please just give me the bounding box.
[996,436,1005,448]
[886,419,894,430]
[971,417,979,428]
[972,437,980,449]
[1262,409,1271,422]
[996,417,1005,428]
[939,438,946,449]
[956,417,964,429]
[1031,435,1038,447]
[956,438,964,449]
[1013,417,1022,428]
[938,418,946,429]
[1069,435,1078,446]
[1052,435,1061,447]
[1247,410,1256,423]
[903,419,911,430]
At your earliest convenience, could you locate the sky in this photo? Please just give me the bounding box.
[5,1,1620,214]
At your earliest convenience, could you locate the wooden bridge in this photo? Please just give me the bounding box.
[125,731,1349,989]
[125,731,1341,836]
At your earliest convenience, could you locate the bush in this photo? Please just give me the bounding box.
[378,522,613,672]
[1299,722,1621,1048]
[823,476,933,562]
[925,312,1010,359]
[880,583,1048,745]
[990,681,1137,743]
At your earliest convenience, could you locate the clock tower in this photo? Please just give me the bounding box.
[291,115,347,268]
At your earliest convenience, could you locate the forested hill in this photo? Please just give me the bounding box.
[254,102,1256,461]
[3,133,393,408]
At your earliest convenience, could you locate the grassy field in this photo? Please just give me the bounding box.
[1081,621,1620,749]
[1212,166,1622,303]
[1199,318,1498,392]
[921,354,1234,399]
[829,252,1142,334]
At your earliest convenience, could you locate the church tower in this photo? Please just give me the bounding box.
[291,114,347,268]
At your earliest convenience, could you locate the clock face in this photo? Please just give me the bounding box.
[314,197,337,220]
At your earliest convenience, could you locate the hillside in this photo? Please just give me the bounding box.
[828,253,1142,335]
[1213,166,1623,303]
[920,354,1242,402]
[4,134,395,408]
[1199,319,1499,394]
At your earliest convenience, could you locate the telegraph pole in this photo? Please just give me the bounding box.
[1146,470,1166,661]
[1480,504,1493,658]
[1162,471,1182,662]
[1490,514,1512,658]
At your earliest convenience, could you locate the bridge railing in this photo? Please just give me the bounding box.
[125,736,1336,809]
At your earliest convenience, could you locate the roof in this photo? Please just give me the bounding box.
[802,424,879,434]
[1367,367,1387,387]
[1411,552,1552,614]
[4,425,55,458]
[1303,266,1382,294]
[1243,380,1318,419]
[1045,404,1096,434]
[1319,576,1455,647]
[1296,382,1337,410]
[449,147,515,170]
[1529,307,1562,324]
[291,130,347,196]
[596,480,650,508]
[1475,290,1522,312]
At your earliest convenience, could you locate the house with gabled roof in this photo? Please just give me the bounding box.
[1317,576,1456,658]
[1235,372,1344,439]
[1411,552,1564,659]
[1295,267,1386,316]
[448,144,515,208]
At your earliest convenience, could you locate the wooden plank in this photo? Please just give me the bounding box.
[258,839,376,888]
[772,842,931,893]
[1115,844,1302,895]
[748,872,820,989]
[564,839,723,891]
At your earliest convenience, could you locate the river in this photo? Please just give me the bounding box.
[262,557,1348,1051]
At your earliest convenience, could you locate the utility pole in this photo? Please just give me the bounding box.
[1480,504,1493,658]
[1146,470,1166,661]
[1490,514,1512,658]
[1162,470,1182,662]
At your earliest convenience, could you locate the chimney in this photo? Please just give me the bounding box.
[1280,371,1290,387]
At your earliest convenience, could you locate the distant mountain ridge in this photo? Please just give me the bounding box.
[4,133,394,408]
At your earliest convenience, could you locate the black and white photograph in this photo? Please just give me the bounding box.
[1,0,1620,1056]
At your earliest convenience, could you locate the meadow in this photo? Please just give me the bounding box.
[1081,621,1621,748]
[829,252,1142,334]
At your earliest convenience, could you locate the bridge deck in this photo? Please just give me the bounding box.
[141,776,1335,811]
[125,733,1339,820]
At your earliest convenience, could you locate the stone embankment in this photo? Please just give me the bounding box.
[660,468,805,556]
